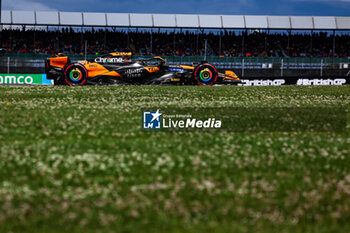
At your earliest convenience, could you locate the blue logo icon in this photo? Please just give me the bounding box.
[143,110,162,129]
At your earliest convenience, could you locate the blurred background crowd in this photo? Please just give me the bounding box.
[0,28,349,57]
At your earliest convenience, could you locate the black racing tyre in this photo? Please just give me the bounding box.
[193,63,218,86]
[64,64,88,86]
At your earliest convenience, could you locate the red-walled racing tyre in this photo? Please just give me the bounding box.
[193,64,218,86]
[64,64,88,86]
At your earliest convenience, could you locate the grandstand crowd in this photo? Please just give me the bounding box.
[0,28,349,57]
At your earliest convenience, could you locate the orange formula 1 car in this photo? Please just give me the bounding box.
[45,52,240,86]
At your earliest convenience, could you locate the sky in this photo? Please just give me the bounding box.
[2,0,350,16]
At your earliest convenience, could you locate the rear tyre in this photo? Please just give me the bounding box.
[193,64,218,86]
[64,64,88,86]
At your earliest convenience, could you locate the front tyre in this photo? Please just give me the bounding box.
[193,64,218,86]
[64,64,88,86]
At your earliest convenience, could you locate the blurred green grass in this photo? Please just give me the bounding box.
[0,85,349,233]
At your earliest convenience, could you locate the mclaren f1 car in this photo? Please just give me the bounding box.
[45,52,240,86]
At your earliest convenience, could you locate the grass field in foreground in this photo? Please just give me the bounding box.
[0,85,349,233]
